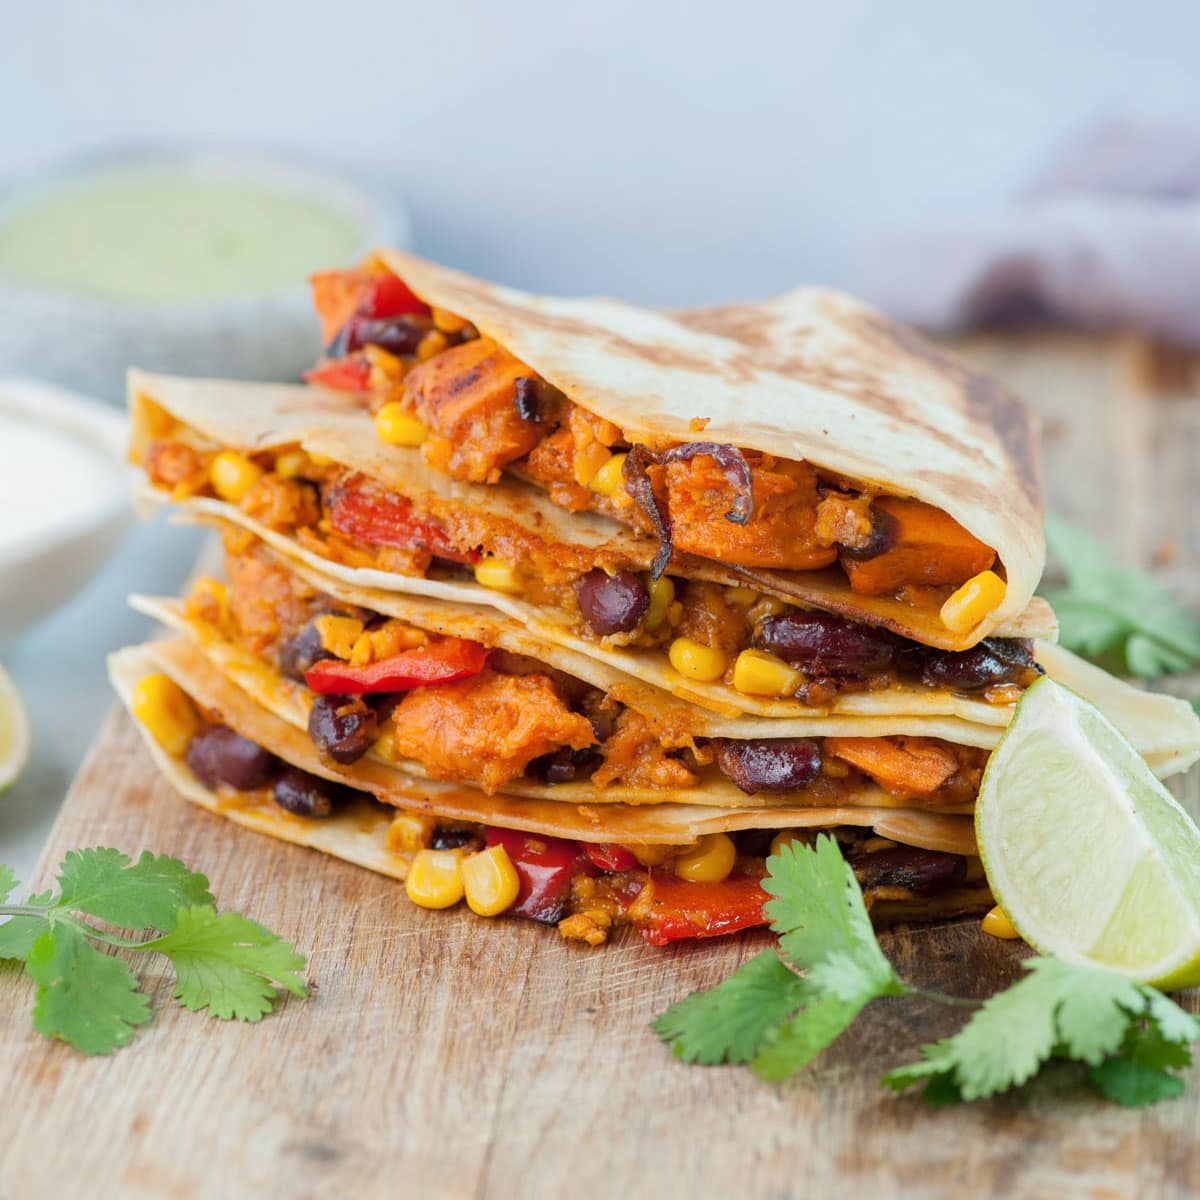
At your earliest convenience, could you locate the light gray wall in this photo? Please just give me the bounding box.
[2,0,1197,302]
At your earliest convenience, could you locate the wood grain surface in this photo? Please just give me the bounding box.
[3,332,1199,1200]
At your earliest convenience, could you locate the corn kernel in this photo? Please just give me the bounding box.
[314,614,365,659]
[588,452,629,497]
[209,451,264,504]
[474,558,522,594]
[461,845,521,916]
[668,637,727,682]
[769,829,811,858]
[405,848,466,909]
[375,403,430,448]
[732,648,802,697]
[417,330,449,360]
[273,449,310,479]
[131,673,200,757]
[673,833,737,883]
[727,585,760,607]
[981,906,1021,940]
[644,574,676,630]
[747,595,790,624]
[940,570,1007,633]
[385,812,436,856]
[431,307,469,334]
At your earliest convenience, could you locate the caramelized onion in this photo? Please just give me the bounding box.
[622,444,674,578]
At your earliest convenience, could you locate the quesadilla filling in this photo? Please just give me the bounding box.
[140,422,1041,709]
[138,671,989,945]
[303,262,1002,606]
[183,537,993,811]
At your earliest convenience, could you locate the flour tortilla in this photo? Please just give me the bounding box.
[141,522,1199,775]
[129,364,1051,650]
[382,249,1044,634]
[109,641,980,858]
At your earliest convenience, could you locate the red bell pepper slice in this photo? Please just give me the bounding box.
[304,639,489,695]
[484,827,593,924]
[328,480,480,565]
[310,268,430,344]
[584,843,640,872]
[631,874,769,946]
[304,356,372,392]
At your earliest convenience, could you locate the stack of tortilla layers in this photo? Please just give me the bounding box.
[114,250,1200,947]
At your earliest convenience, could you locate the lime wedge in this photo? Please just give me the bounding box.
[977,676,1200,989]
[0,663,31,794]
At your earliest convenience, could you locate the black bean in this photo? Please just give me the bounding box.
[848,846,967,895]
[920,638,1039,692]
[185,725,279,791]
[716,738,822,794]
[308,694,379,765]
[576,568,650,636]
[529,745,603,784]
[273,767,345,817]
[838,506,900,560]
[431,827,481,850]
[513,376,566,423]
[344,314,430,357]
[278,621,333,683]
[756,611,899,675]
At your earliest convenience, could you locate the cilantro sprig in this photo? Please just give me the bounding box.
[0,848,308,1055]
[654,838,1200,1107]
[1041,515,1200,678]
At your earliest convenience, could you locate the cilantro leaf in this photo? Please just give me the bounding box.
[0,864,16,904]
[0,890,54,962]
[752,992,869,1081]
[1042,516,1200,678]
[57,848,214,931]
[653,949,812,1065]
[764,835,903,1002]
[25,924,151,1055]
[149,906,308,1021]
[1091,1058,1186,1106]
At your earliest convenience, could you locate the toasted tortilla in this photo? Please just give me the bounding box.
[129,367,1053,650]
[380,250,1043,633]
[139,529,1200,776]
[110,640,979,857]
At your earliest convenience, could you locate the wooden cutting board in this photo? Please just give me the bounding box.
[3,332,1199,1200]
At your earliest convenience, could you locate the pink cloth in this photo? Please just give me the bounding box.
[859,122,1200,347]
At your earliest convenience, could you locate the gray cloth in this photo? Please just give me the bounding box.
[858,121,1200,347]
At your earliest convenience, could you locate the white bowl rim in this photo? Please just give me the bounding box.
[0,376,132,566]
[0,141,408,318]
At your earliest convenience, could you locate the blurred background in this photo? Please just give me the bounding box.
[3,0,1200,877]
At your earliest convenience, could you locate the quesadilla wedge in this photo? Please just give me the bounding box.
[131,247,1050,655]
[148,526,1200,776]
[111,640,994,945]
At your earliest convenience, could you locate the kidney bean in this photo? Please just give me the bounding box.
[920,638,1039,692]
[331,313,431,358]
[716,738,822,794]
[848,846,967,895]
[576,568,650,636]
[278,621,333,683]
[272,767,346,817]
[756,611,899,675]
[186,725,278,791]
[307,694,379,764]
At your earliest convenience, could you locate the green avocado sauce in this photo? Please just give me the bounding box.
[0,170,366,303]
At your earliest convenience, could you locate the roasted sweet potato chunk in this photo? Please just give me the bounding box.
[825,736,959,797]
[406,337,544,484]
[840,496,995,595]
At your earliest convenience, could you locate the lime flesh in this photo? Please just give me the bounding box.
[976,676,1200,989]
[0,663,31,794]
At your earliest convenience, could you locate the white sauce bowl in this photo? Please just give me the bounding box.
[0,378,131,646]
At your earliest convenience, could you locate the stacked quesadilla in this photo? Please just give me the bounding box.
[113,252,1200,946]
